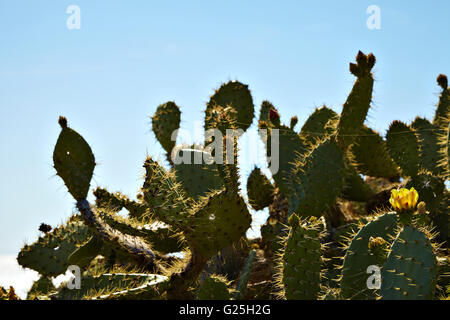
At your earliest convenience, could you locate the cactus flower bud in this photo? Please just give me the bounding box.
[416,201,427,215]
[437,74,448,90]
[269,108,279,120]
[368,236,387,250]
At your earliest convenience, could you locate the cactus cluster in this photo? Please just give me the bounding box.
[17,51,449,300]
[0,286,20,300]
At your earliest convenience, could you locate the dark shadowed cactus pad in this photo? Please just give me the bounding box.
[53,117,95,200]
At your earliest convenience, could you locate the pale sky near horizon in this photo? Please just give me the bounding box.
[1,0,449,269]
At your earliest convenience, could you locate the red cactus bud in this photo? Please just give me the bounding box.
[437,74,448,90]
[39,223,52,233]
[58,116,68,129]
[269,109,279,120]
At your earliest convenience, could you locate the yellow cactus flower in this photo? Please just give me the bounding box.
[389,187,419,212]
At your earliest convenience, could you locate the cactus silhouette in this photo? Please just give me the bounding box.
[17,52,449,300]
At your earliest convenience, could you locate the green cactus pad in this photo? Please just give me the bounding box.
[246,167,275,211]
[100,211,185,253]
[53,117,95,200]
[261,220,288,256]
[380,226,437,300]
[27,276,56,299]
[186,190,252,259]
[55,273,168,300]
[98,275,169,300]
[405,172,445,213]
[258,100,278,125]
[291,139,346,217]
[206,110,242,193]
[93,187,147,219]
[433,74,449,129]
[67,235,103,270]
[386,120,421,177]
[438,119,449,178]
[258,105,309,205]
[273,125,308,199]
[197,275,231,300]
[281,215,322,299]
[300,106,338,141]
[93,187,125,212]
[434,194,449,243]
[411,117,445,176]
[434,75,450,178]
[406,172,447,241]
[152,101,181,156]
[205,81,254,132]
[142,157,191,228]
[173,148,224,200]
[142,226,185,254]
[17,218,91,276]
[341,213,398,300]
[350,126,400,179]
[337,51,375,151]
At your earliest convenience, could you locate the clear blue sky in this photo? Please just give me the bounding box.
[1,1,449,255]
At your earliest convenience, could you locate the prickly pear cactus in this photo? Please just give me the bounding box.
[350,126,400,179]
[279,214,323,300]
[18,217,91,276]
[380,226,438,300]
[246,167,275,211]
[386,121,421,177]
[340,213,398,300]
[185,190,252,259]
[205,80,254,132]
[53,116,95,200]
[173,148,223,200]
[0,286,20,300]
[152,101,181,158]
[16,52,449,301]
[290,138,346,217]
[197,275,231,300]
[336,51,376,150]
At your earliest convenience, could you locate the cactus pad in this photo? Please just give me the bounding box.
[281,215,322,299]
[291,139,345,217]
[186,190,252,258]
[340,213,398,299]
[142,157,191,228]
[300,106,338,142]
[152,101,181,156]
[174,148,223,200]
[411,117,444,176]
[17,218,91,276]
[386,120,421,177]
[246,167,275,211]
[205,81,254,132]
[197,275,231,300]
[337,51,375,150]
[53,117,95,200]
[381,226,437,299]
[56,273,168,300]
[350,126,400,179]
